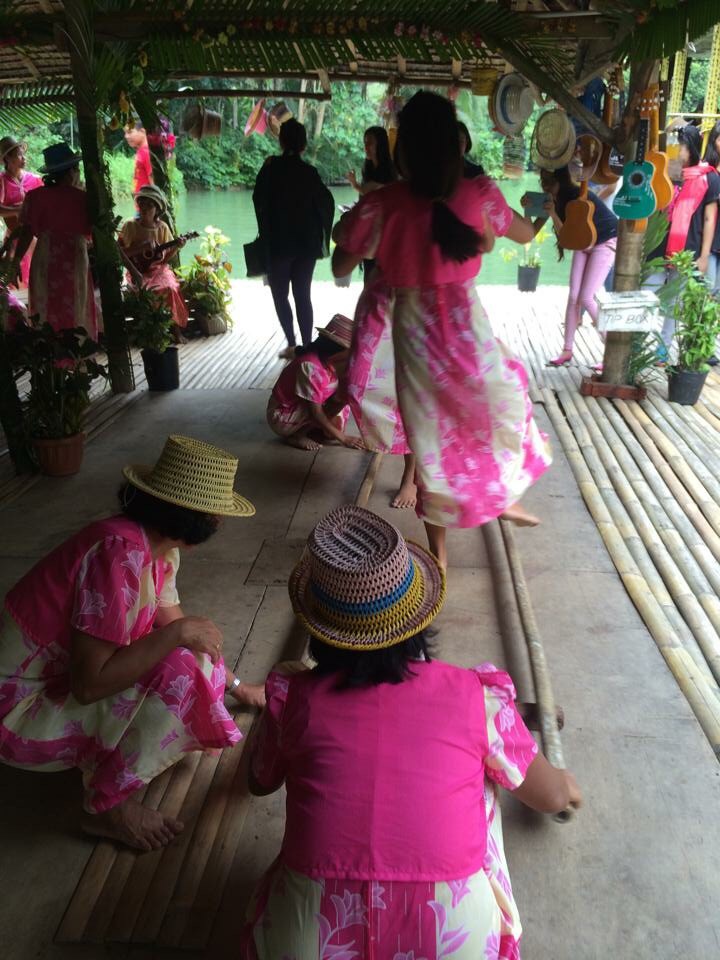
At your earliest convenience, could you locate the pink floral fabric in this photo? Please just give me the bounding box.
[0,169,43,285]
[267,353,350,438]
[21,183,97,337]
[337,180,550,525]
[241,661,537,958]
[0,516,240,812]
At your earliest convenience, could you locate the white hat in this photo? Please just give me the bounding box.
[492,74,535,137]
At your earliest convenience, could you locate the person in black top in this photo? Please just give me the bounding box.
[702,120,720,294]
[347,126,397,286]
[458,121,485,179]
[522,166,618,366]
[253,119,334,359]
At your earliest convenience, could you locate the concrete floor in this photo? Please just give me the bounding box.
[1,390,719,959]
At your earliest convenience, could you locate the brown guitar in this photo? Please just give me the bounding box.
[559,180,597,251]
[641,85,673,211]
[596,69,622,185]
[128,230,199,274]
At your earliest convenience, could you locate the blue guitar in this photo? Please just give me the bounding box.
[613,118,657,220]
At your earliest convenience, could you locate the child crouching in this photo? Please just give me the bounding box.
[267,314,364,451]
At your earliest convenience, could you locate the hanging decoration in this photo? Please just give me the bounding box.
[490,73,535,137]
[147,115,176,160]
[244,99,268,137]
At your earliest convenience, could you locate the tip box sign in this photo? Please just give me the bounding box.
[594,289,660,334]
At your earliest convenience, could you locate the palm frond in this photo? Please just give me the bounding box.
[609,0,720,61]
[0,82,73,126]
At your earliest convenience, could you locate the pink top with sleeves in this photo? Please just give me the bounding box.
[338,177,514,287]
[271,352,341,411]
[251,659,538,881]
[5,516,178,651]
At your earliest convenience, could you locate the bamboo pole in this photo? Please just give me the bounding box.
[560,388,720,683]
[355,452,383,509]
[646,394,720,478]
[499,519,573,822]
[599,398,720,583]
[615,399,720,550]
[542,387,720,753]
[64,0,134,394]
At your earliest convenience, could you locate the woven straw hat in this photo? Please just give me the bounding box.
[123,435,255,518]
[492,73,535,136]
[0,136,26,162]
[289,505,446,650]
[531,109,576,171]
[317,314,353,349]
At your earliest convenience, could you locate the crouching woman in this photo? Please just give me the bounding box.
[0,435,263,851]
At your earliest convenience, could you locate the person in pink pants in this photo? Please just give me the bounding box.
[523,166,618,367]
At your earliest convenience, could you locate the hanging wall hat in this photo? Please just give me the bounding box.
[267,101,293,138]
[531,108,576,170]
[570,133,602,181]
[491,73,535,136]
[182,103,222,140]
[244,99,268,137]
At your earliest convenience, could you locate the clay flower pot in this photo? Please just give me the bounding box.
[32,433,86,476]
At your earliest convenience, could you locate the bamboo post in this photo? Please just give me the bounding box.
[602,59,658,386]
[64,0,134,394]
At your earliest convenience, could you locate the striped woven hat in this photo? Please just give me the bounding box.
[289,505,446,650]
[123,435,255,517]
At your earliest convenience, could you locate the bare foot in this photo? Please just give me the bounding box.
[500,504,541,527]
[278,345,296,360]
[286,433,322,451]
[82,799,184,853]
[227,682,266,709]
[391,480,417,510]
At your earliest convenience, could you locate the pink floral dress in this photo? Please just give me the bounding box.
[20,183,98,338]
[337,179,552,527]
[241,660,538,960]
[0,169,43,286]
[267,352,350,438]
[0,516,240,813]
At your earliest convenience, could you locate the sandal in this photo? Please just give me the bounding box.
[547,351,573,367]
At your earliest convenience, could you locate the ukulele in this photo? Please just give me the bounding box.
[641,85,673,211]
[613,118,657,220]
[129,230,200,273]
[596,70,622,185]
[559,181,597,251]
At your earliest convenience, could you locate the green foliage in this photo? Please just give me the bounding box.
[5,321,107,439]
[627,331,666,386]
[179,226,234,325]
[123,287,174,353]
[655,251,720,373]
[175,123,275,189]
[455,90,505,179]
[305,84,380,183]
[683,58,711,114]
[499,225,551,269]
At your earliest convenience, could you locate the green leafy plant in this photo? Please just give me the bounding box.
[179,225,233,325]
[123,287,174,353]
[654,251,720,373]
[499,226,550,269]
[5,320,107,439]
[627,330,666,386]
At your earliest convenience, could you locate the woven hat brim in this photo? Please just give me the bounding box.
[532,138,576,171]
[123,465,255,518]
[288,540,446,650]
[317,328,352,349]
[494,75,530,136]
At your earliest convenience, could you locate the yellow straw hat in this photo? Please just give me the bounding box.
[123,435,255,517]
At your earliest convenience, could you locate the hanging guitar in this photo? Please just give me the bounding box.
[558,180,597,251]
[613,118,657,220]
[641,85,673,211]
[129,230,200,274]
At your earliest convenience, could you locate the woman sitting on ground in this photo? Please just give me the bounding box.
[0,435,265,853]
[241,505,582,960]
[266,314,364,452]
[119,184,189,342]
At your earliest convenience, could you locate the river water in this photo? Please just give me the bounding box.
[121,174,570,286]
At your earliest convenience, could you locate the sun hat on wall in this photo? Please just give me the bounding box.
[531,109,577,171]
[491,73,535,137]
[123,435,255,517]
[289,505,446,650]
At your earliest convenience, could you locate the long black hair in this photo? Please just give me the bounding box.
[118,482,221,545]
[703,120,720,169]
[679,124,702,167]
[361,126,397,185]
[43,165,78,188]
[396,91,483,263]
[294,335,346,362]
[309,629,434,688]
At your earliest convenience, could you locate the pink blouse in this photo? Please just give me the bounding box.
[5,516,178,651]
[337,177,514,287]
[271,353,340,410]
[251,660,537,881]
[0,170,43,212]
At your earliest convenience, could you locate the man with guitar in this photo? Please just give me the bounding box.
[119,184,193,342]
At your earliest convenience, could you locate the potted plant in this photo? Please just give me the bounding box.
[656,251,720,405]
[499,226,550,292]
[5,320,107,476]
[180,226,233,336]
[124,287,179,391]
